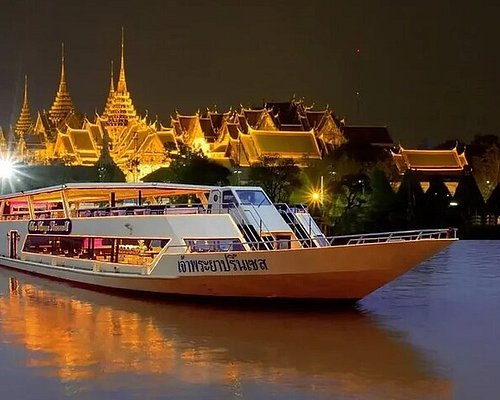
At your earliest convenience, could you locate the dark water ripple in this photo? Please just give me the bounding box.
[0,240,498,399]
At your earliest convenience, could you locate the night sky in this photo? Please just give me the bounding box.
[1,0,499,146]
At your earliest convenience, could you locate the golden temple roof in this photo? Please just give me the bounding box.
[48,43,75,127]
[392,147,468,175]
[173,113,204,145]
[249,127,321,160]
[53,126,101,166]
[15,75,33,137]
[240,108,277,131]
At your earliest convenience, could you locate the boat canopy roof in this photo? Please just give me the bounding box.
[0,182,215,203]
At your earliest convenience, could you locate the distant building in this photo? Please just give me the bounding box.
[4,32,397,181]
[392,146,469,195]
[343,126,394,148]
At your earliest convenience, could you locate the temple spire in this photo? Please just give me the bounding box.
[48,43,75,126]
[60,42,66,92]
[23,74,29,108]
[15,75,33,136]
[110,60,115,93]
[103,28,138,131]
[102,60,116,118]
[117,27,127,93]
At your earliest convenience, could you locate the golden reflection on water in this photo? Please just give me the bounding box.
[0,273,452,399]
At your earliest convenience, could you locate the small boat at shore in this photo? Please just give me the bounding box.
[0,183,456,301]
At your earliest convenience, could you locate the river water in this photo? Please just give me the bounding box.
[0,240,497,400]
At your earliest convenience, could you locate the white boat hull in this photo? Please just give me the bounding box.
[0,238,455,301]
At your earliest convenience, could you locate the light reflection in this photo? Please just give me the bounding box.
[0,273,451,399]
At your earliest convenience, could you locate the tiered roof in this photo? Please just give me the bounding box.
[52,123,102,166]
[198,111,230,143]
[239,108,277,132]
[15,75,33,137]
[392,147,468,175]
[172,113,205,146]
[265,100,345,151]
[343,126,393,147]
[167,102,346,167]
[228,127,321,167]
[103,30,138,131]
[48,44,75,127]
[266,101,303,128]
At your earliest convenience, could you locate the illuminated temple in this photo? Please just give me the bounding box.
[5,33,472,185]
[3,32,350,181]
[391,146,469,194]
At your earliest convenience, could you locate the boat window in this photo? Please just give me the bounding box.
[235,190,271,206]
[184,238,245,252]
[275,235,291,250]
[23,235,170,266]
[32,201,65,219]
[1,200,30,221]
[222,191,237,207]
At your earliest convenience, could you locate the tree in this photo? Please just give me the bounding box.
[470,134,500,148]
[365,169,398,231]
[248,156,301,203]
[143,143,231,185]
[471,144,500,199]
[95,130,126,182]
[325,172,371,233]
[395,170,425,228]
[421,176,452,228]
[452,171,485,225]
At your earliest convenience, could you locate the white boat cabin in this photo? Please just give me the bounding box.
[0,183,326,272]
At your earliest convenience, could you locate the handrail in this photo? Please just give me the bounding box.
[338,228,456,246]
[227,204,261,249]
[76,203,207,217]
[246,202,273,236]
[276,202,316,246]
[165,228,457,254]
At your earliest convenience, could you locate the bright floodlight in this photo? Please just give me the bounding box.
[0,158,15,179]
[311,192,321,201]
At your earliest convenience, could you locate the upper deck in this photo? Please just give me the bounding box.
[0,182,215,221]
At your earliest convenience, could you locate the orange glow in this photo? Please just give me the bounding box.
[0,278,452,398]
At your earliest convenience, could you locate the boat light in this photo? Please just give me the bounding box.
[0,158,15,179]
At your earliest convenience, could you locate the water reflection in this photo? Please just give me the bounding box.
[0,271,450,399]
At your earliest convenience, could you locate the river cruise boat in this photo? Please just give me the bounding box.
[0,183,456,301]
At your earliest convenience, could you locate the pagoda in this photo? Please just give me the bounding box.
[15,75,33,137]
[102,61,115,118]
[102,29,138,137]
[48,43,75,127]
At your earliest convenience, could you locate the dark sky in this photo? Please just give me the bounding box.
[1,0,499,146]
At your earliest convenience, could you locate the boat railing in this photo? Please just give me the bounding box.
[164,228,457,254]
[244,203,274,236]
[74,202,261,218]
[274,202,311,239]
[329,228,457,246]
[75,204,208,217]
